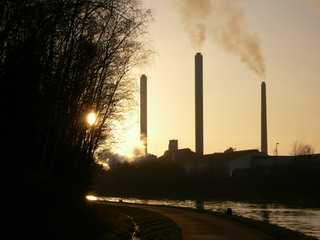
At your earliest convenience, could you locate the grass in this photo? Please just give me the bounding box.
[11,199,133,240]
[88,202,134,240]
[94,203,183,240]
[12,199,181,240]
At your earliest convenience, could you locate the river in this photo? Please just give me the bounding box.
[97,196,320,239]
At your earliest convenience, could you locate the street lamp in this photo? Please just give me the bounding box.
[275,143,279,156]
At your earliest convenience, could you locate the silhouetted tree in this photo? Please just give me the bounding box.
[1,0,152,201]
[289,141,315,156]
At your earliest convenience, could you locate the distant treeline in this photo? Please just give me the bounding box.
[95,155,320,204]
[0,0,151,203]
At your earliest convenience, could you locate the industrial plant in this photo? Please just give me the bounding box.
[138,52,320,178]
[139,52,269,158]
[94,54,320,202]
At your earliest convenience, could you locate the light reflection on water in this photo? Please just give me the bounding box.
[99,197,320,239]
[203,201,320,239]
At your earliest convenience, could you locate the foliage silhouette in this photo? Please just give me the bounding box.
[1,0,152,202]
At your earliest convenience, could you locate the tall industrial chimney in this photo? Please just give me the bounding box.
[195,53,203,156]
[140,74,147,154]
[261,81,268,155]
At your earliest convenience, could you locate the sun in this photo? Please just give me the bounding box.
[87,112,97,125]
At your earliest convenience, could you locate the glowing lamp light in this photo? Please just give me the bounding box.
[87,112,97,125]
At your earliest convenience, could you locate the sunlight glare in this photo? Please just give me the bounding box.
[114,136,146,159]
[87,112,97,125]
[111,108,146,160]
[95,95,147,168]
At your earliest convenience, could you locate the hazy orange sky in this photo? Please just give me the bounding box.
[112,0,320,158]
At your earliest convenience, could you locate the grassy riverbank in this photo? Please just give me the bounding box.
[10,200,132,240]
[10,199,182,240]
[11,199,316,239]
[92,203,183,240]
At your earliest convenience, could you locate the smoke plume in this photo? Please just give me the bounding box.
[209,0,265,78]
[176,0,213,50]
[176,0,266,78]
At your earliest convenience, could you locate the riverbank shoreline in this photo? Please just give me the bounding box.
[98,201,317,240]
[97,194,320,208]
[7,196,318,239]
[94,196,320,239]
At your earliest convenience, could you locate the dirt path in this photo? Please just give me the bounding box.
[105,202,274,240]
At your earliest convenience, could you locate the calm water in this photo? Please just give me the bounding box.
[98,197,320,239]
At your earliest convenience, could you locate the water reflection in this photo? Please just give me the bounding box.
[98,196,320,239]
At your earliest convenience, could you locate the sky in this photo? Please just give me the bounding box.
[111,0,320,158]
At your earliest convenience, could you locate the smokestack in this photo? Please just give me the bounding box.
[168,140,178,151]
[195,53,203,156]
[140,74,147,154]
[261,81,268,155]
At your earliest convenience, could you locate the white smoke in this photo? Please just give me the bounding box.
[176,0,213,49]
[176,0,266,78]
[208,0,265,78]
